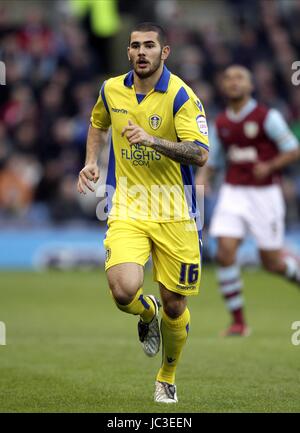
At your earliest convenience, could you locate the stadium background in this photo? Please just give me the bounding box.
[1,0,300,413]
[0,0,300,269]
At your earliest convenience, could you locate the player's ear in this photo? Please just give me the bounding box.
[127,46,131,62]
[161,45,170,61]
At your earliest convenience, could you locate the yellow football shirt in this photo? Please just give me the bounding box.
[90,65,209,222]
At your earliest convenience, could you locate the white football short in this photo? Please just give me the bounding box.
[209,183,285,250]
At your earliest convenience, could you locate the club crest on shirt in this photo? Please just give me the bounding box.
[105,248,111,263]
[244,121,259,138]
[149,114,162,130]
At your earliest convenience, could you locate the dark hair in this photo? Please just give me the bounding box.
[129,22,167,47]
[223,64,253,83]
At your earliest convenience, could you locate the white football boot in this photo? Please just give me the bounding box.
[154,381,178,403]
[137,295,161,357]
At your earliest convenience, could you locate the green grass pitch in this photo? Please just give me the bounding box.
[0,266,299,413]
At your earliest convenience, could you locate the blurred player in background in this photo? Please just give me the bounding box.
[78,22,209,402]
[197,65,300,337]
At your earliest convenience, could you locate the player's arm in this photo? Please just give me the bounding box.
[78,82,111,194]
[150,136,208,166]
[122,121,207,166]
[254,148,300,178]
[195,123,225,191]
[195,164,215,194]
[122,92,210,166]
[78,126,108,194]
[253,109,300,180]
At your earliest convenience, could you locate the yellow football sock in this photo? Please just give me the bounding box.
[156,307,190,385]
[113,288,156,323]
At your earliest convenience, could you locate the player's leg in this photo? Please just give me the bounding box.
[107,262,151,318]
[259,249,300,284]
[215,236,250,336]
[151,219,200,403]
[250,185,300,285]
[209,185,249,336]
[104,219,160,356]
[154,283,189,403]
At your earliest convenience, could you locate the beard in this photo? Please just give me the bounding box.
[227,93,246,102]
[131,52,162,79]
[225,87,249,102]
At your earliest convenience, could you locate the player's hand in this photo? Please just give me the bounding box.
[253,162,272,180]
[121,120,154,146]
[194,171,212,196]
[78,163,100,194]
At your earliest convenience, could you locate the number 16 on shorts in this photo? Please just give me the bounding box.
[179,263,199,284]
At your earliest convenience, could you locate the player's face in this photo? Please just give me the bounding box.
[222,67,253,100]
[128,31,167,79]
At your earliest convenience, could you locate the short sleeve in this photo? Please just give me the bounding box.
[174,87,209,152]
[263,109,299,152]
[90,81,111,130]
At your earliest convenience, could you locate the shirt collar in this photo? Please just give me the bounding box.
[124,70,134,88]
[123,65,171,93]
[226,98,257,122]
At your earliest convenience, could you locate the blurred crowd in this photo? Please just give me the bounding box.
[0,0,300,226]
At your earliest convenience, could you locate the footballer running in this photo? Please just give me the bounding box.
[78,22,209,403]
[197,65,300,337]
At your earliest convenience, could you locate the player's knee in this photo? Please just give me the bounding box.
[216,238,240,267]
[109,280,138,306]
[113,291,134,306]
[216,246,236,267]
[164,298,186,319]
[261,259,282,274]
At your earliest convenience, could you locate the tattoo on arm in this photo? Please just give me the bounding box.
[151,137,207,166]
